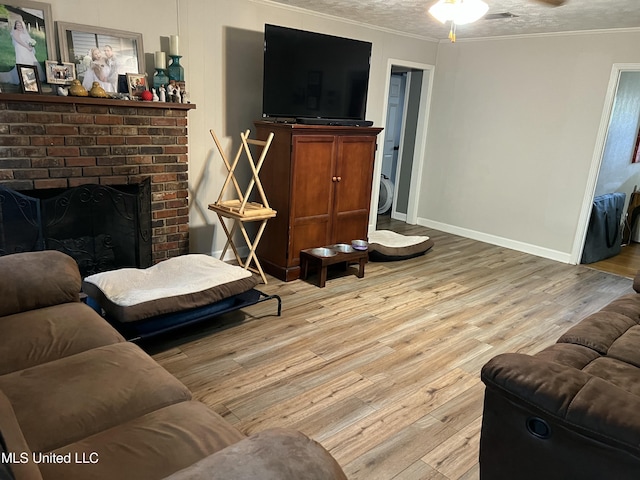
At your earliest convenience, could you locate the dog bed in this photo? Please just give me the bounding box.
[368,230,434,262]
[83,254,280,340]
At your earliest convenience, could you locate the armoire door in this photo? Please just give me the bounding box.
[289,135,336,265]
[332,135,377,243]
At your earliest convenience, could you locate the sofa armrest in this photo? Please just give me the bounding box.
[482,353,640,451]
[0,251,81,318]
[480,353,640,480]
[163,429,347,480]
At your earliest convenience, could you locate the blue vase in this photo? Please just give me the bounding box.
[153,68,169,89]
[168,55,184,82]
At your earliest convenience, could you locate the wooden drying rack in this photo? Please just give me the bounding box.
[208,129,276,283]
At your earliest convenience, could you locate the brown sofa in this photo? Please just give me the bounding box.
[480,273,640,480]
[0,250,346,480]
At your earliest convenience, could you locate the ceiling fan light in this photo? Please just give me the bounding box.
[428,0,456,24]
[428,0,489,25]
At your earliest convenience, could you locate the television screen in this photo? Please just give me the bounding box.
[262,24,372,121]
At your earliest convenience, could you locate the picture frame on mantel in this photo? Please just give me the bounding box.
[17,63,41,93]
[44,60,75,85]
[126,72,147,99]
[56,21,145,95]
[0,0,54,93]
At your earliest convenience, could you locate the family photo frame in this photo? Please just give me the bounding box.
[44,60,75,85]
[126,72,147,99]
[57,21,145,95]
[17,63,40,92]
[0,0,54,92]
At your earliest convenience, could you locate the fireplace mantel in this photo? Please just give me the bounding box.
[0,93,196,111]
[0,93,196,262]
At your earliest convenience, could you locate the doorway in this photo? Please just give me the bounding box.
[573,63,640,275]
[370,59,434,233]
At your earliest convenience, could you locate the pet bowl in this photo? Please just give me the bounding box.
[351,239,368,251]
[309,247,338,257]
[330,243,354,253]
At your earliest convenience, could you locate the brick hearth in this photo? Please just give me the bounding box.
[0,94,195,263]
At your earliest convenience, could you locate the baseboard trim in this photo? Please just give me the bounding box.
[417,218,572,264]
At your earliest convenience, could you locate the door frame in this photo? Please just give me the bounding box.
[391,71,408,221]
[370,58,434,232]
[571,63,640,264]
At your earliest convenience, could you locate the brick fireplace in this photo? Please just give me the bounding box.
[0,93,195,264]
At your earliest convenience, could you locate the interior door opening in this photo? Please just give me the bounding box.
[371,60,433,233]
[574,64,640,269]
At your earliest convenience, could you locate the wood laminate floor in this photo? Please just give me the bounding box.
[587,241,640,279]
[148,218,634,480]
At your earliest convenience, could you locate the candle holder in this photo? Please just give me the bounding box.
[168,55,184,82]
[153,68,169,90]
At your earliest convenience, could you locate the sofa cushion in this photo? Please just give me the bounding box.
[535,343,600,370]
[165,429,348,480]
[0,303,124,375]
[39,401,245,480]
[582,357,640,396]
[557,311,638,355]
[0,251,81,318]
[0,390,42,480]
[607,325,640,368]
[0,342,191,453]
[601,293,640,323]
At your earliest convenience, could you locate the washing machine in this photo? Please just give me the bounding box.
[378,175,394,215]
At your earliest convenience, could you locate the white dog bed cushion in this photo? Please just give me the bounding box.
[368,230,434,261]
[82,254,259,323]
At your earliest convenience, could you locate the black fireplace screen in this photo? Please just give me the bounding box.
[0,180,152,276]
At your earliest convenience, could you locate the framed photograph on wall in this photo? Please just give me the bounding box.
[0,0,54,92]
[57,22,145,95]
[17,63,41,93]
[126,72,147,99]
[44,60,75,85]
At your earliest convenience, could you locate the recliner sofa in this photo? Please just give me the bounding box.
[0,250,346,480]
[480,272,640,479]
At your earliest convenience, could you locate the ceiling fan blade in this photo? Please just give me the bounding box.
[532,0,567,6]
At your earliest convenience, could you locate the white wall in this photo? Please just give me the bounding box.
[420,30,640,262]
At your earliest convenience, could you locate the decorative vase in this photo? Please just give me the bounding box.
[167,55,184,82]
[153,68,169,90]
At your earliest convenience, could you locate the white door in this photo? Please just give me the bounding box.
[382,74,405,183]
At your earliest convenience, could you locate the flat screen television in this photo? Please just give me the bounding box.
[262,24,372,123]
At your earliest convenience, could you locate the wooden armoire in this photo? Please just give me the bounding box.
[254,121,383,281]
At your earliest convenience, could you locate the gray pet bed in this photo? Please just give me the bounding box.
[368,230,434,262]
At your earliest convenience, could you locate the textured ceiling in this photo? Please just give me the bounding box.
[261,0,640,41]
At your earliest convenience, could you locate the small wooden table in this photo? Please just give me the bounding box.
[300,247,368,288]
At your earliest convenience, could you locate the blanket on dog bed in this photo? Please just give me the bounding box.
[368,230,434,261]
[83,254,259,323]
